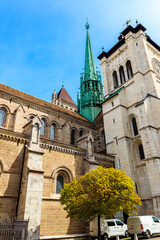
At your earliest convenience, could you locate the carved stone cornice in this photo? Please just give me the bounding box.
[94,155,114,164]
[0,128,27,143]
[40,142,86,156]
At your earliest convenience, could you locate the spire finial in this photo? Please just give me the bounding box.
[85,18,89,30]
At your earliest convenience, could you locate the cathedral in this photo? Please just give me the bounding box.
[0,22,160,240]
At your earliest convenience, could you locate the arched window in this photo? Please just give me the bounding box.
[126,60,133,80]
[119,66,126,84]
[0,109,6,127]
[56,175,64,194]
[29,116,34,122]
[50,124,55,140]
[79,130,84,137]
[71,129,76,145]
[138,144,145,160]
[113,71,118,89]
[101,129,106,148]
[40,119,46,136]
[132,117,138,136]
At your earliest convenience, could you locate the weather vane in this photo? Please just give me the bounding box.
[123,20,131,27]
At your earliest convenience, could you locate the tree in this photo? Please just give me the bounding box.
[60,167,141,240]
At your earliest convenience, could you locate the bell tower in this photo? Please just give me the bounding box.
[77,22,104,122]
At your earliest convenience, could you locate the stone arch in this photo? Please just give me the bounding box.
[126,60,133,80]
[49,121,59,140]
[0,104,10,127]
[133,139,145,162]
[40,115,49,137]
[28,114,36,122]
[79,128,85,137]
[119,65,126,84]
[70,127,78,145]
[112,71,119,89]
[129,113,139,136]
[0,104,11,114]
[51,166,73,194]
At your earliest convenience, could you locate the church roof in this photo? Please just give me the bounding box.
[0,83,90,123]
[57,86,76,106]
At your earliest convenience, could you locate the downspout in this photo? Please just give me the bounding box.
[15,139,27,217]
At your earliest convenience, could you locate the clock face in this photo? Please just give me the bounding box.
[152,58,160,79]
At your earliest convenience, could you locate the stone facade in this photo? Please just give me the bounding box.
[98,24,160,218]
[0,83,114,240]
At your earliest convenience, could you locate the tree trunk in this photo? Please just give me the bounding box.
[98,215,101,240]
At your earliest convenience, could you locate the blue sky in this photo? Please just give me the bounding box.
[0,0,160,103]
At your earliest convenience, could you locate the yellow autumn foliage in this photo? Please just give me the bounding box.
[60,166,141,220]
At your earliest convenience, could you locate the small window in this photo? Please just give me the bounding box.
[50,124,55,140]
[56,175,64,194]
[119,66,126,84]
[132,117,138,136]
[0,109,6,127]
[71,129,76,145]
[135,182,138,194]
[126,60,133,80]
[40,119,46,135]
[107,221,115,226]
[79,130,84,137]
[116,220,123,226]
[138,144,145,160]
[113,71,118,89]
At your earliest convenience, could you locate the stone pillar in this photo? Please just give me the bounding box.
[18,115,44,240]
[57,127,63,143]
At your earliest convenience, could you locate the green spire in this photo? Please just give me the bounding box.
[84,21,97,81]
[77,22,104,122]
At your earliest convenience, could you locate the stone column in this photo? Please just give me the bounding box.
[18,115,44,240]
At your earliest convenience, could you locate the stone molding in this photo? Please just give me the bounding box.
[40,143,85,156]
[94,155,114,164]
[39,233,89,239]
[0,132,26,143]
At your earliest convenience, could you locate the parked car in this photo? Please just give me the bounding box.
[127,215,160,239]
[89,218,129,240]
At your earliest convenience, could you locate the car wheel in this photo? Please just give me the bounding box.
[103,233,108,240]
[125,230,129,238]
[145,230,151,239]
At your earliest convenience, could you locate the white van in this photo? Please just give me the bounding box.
[89,218,129,240]
[127,215,160,239]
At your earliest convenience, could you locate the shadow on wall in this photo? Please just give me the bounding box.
[1,141,25,220]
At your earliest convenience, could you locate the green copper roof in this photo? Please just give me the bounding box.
[104,86,124,102]
[84,22,97,81]
[77,22,104,122]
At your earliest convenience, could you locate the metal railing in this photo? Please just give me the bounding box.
[0,218,28,240]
